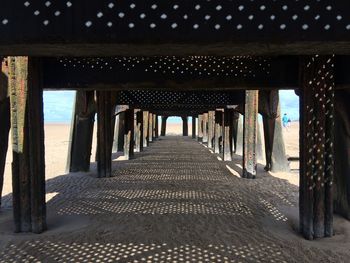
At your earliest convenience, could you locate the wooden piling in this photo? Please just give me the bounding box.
[0,58,10,208]
[148,113,153,143]
[232,111,240,153]
[96,91,112,178]
[124,109,134,160]
[67,91,95,173]
[299,55,335,240]
[192,116,196,139]
[161,116,168,136]
[243,90,259,179]
[143,111,149,147]
[113,107,126,152]
[214,110,223,154]
[155,114,159,138]
[182,116,188,136]
[9,57,46,233]
[135,110,143,152]
[197,115,203,141]
[223,109,233,161]
[208,111,215,148]
[202,113,208,143]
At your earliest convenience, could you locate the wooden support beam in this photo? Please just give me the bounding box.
[299,55,335,240]
[182,116,188,136]
[96,91,112,178]
[223,109,233,161]
[161,116,168,136]
[113,110,125,152]
[243,90,259,179]
[260,90,289,172]
[232,112,240,153]
[67,91,95,173]
[0,58,10,208]
[197,115,203,142]
[214,110,223,154]
[148,113,153,143]
[208,111,215,148]
[143,111,149,147]
[9,57,46,233]
[124,109,134,160]
[334,90,350,219]
[202,113,208,143]
[192,116,196,139]
[135,110,143,153]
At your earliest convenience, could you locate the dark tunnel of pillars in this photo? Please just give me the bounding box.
[0,56,349,242]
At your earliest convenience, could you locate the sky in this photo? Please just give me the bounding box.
[43,90,299,123]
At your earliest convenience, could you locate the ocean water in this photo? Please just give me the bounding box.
[43,90,299,124]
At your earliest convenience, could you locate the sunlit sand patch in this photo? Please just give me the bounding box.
[46,192,59,202]
[114,156,128,161]
[270,172,299,187]
[209,149,214,154]
[217,156,222,161]
[235,164,243,169]
[226,165,241,178]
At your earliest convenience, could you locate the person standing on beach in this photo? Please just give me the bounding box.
[282,113,289,131]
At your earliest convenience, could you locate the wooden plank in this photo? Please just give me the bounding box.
[143,111,149,147]
[192,116,196,139]
[299,55,335,240]
[0,58,10,208]
[96,91,112,178]
[124,109,134,160]
[223,109,233,161]
[182,117,188,136]
[67,91,95,172]
[9,57,46,233]
[135,110,143,153]
[243,90,259,179]
[161,116,168,136]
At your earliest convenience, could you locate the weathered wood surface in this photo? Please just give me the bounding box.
[207,111,215,148]
[197,115,203,142]
[299,55,335,240]
[9,57,46,233]
[232,112,240,154]
[113,111,125,152]
[243,91,259,179]
[96,91,112,178]
[334,90,350,219]
[182,117,188,137]
[148,113,153,143]
[161,116,168,136]
[214,111,223,154]
[67,91,95,173]
[192,116,196,139]
[143,111,149,147]
[223,109,233,161]
[155,115,159,138]
[135,110,143,153]
[260,90,289,172]
[0,58,10,208]
[124,109,135,160]
[202,113,208,143]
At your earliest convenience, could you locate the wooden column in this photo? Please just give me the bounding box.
[152,114,157,139]
[67,91,95,173]
[232,111,240,153]
[223,109,233,161]
[202,113,208,143]
[182,116,188,136]
[9,57,46,233]
[243,90,259,179]
[148,113,153,143]
[214,110,223,154]
[124,109,134,160]
[96,91,113,178]
[192,116,196,139]
[0,58,10,208]
[143,111,149,147]
[197,115,203,141]
[161,116,168,136]
[334,90,350,219]
[260,90,289,172]
[299,55,335,240]
[113,109,125,152]
[155,115,159,138]
[208,111,215,148]
[135,110,143,153]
